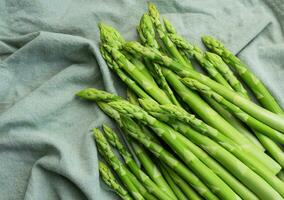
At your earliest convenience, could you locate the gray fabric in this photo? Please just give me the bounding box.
[0,0,283,199]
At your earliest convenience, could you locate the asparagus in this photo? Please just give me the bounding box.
[139,99,282,199]
[99,23,154,82]
[278,171,284,182]
[204,52,249,98]
[193,46,233,88]
[139,98,284,198]
[202,36,283,113]
[103,44,172,104]
[102,124,174,200]
[108,100,242,200]
[124,41,270,157]
[163,18,232,87]
[148,3,191,68]
[162,18,194,68]
[120,116,219,200]
[204,96,265,150]
[205,50,284,168]
[137,13,180,106]
[162,18,264,150]
[159,164,189,200]
[124,41,284,132]
[93,129,145,200]
[99,23,125,49]
[125,54,156,85]
[99,162,134,200]
[166,165,202,200]
[161,69,280,173]
[100,46,151,99]
[97,89,178,200]
[184,78,284,145]
[99,23,171,105]
[129,141,178,200]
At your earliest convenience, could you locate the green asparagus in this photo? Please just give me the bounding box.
[202,35,283,113]
[102,124,174,200]
[99,161,134,200]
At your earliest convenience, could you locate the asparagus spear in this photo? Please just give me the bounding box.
[204,96,265,150]
[123,41,274,165]
[99,23,171,105]
[99,162,134,200]
[205,52,249,98]
[103,44,172,105]
[183,78,284,145]
[163,18,232,88]
[97,96,216,200]
[139,98,284,198]
[148,3,191,68]
[99,23,125,49]
[162,18,194,68]
[102,124,173,200]
[202,36,283,113]
[159,164,189,200]
[165,165,202,200]
[163,18,264,150]
[132,42,284,132]
[205,50,284,168]
[120,115,219,200]
[100,46,151,99]
[162,69,280,172]
[93,129,145,200]
[126,89,179,199]
[99,23,154,82]
[137,13,181,106]
[124,41,284,133]
[108,100,242,200]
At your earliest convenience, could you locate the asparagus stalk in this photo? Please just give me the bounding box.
[140,98,284,198]
[125,54,156,85]
[159,164,189,200]
[103,44,172,105]
[127,91,257,199]
[161,69,280,172]
[137,13,181,106]
[124,41,284,132]
[93,129,145,200]
[204,96,265,150]
[97,90,178,200]
[165,165,202,200]
[162,18,264,150]
[162,18,194,68]
[98,94,203,200]
[99,162,134,200]
[100,46,151,99]
[184,78,284,145]
[99,23,125,49]
[129,140,178,200]
[109,100,242,200]
[163,18,231,87]
[99,24,172,105]
[205,50,284,168]
[205,52,249,98]
[139,99,282,199]
[202,36,283,113]
[123,41,275,168]
[278,171,284,182]
[148,3,191,68]
[120,115,219,200]
[102,124,174,200]
[99,23,154,83]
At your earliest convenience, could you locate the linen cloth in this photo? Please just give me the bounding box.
[0,0,283,199]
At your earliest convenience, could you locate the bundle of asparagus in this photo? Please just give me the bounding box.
[77,3,284,200]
